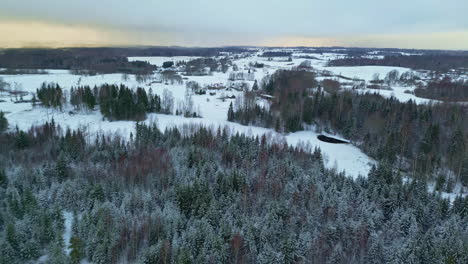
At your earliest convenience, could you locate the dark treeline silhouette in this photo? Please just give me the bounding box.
[0,120,466,263]
[0,47,248,74]
[414,77,468,101]
[0,49,156,75]
[124,46,248,56]
[328,54,468,71]
[182,57,231,75]
[294,47,468,57]
[230,70,468,187]
[0,69,48,75]
[260,51,292,57]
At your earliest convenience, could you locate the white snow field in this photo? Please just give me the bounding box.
[344,85,435,104]
[1,51,443,179]
[319,66,411,82]
[0,66,375,178]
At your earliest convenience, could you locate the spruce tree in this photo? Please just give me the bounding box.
[0,111,8,132]
[15,130,29,149]
[47,234,69,264]
[83,86,96,110]
[0,168,8,188]
[56,154,70,181]
[252,80,259,91]
[69,236,83,264]
[227,102,235,121]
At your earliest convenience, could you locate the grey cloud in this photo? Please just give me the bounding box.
[1,0,467,47]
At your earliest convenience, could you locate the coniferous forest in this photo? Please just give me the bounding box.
[230,69,468,189]
[0,120,467,264]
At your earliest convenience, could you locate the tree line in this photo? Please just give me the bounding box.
[414,76,468,102]
[0,49,156,75]
[37,83,172,121]
[327,54,468,72]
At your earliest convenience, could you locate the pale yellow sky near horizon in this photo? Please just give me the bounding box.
[1,20,468,50]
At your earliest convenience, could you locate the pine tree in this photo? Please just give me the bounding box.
[22,188,38,213]
[448,127,466,180]
[15,129,29,149]
[148,87,156,112]
[69,236,84,264]
[416,124,441,176]
[136,87,149,111]
[6,223,19,251]
[70,87,80,108]
[19,239,40,261]
[0,241,17,264]
[83,86,96,110]
[39,213,55,245]
[47,234,69,264]
[0,111,8,132]
[252,80,259,91]
[227,102,235,121]
[56,154,70,181]
[32,94,37,107]
[460,155,468,186]
[0,168,8,188]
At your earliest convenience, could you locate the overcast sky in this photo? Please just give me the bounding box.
[1,0,467,49]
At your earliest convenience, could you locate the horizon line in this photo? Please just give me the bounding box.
[1,44,467,52]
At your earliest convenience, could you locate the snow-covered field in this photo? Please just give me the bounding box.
[0,50,446,179]
[344,85,435,104]
[0,61,376,178]
[320,66,410,81]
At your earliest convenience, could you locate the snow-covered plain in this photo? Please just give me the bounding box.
[342,85,436,104]
[320,66,410,82]
[0,51,442,179]
[0,63,375,178]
